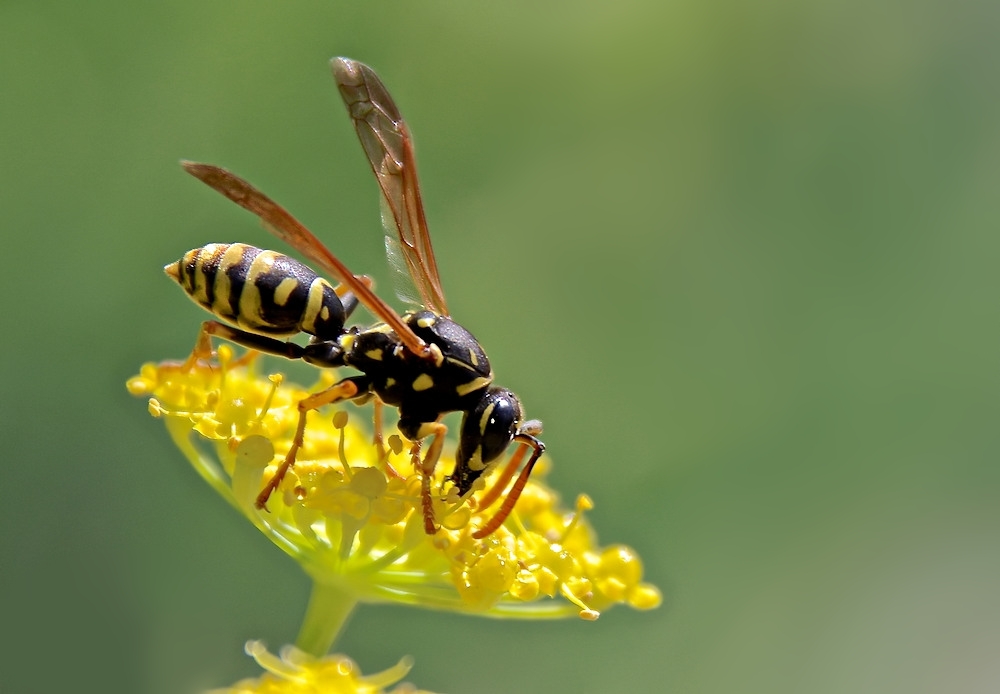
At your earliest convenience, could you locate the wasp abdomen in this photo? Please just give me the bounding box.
[166,243,347,339]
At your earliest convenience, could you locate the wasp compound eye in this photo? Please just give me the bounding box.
[477,389,523,464]
[449,388,522,494]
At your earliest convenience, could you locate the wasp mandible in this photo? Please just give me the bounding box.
[166,58,545,539]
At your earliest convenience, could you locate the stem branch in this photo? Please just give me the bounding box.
[295,581,358,657]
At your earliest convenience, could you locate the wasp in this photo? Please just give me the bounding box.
[166,58,545,539]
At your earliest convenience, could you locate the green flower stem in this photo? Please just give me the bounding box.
[295,580,358,657]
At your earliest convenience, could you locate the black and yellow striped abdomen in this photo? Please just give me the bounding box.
[165,243,347,339]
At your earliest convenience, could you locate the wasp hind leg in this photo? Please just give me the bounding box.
[179,320,363,510]
[182,320,313,371]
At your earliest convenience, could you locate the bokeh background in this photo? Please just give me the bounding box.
[2,1,998,692]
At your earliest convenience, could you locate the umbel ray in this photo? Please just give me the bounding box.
[166,57,545,539]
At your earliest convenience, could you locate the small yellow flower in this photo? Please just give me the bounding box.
[215,641,434,694]
[128,349,660,651]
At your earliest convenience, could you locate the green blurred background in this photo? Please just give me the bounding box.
[2,1,997,692]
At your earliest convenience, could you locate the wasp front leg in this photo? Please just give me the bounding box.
[472,432,545,539]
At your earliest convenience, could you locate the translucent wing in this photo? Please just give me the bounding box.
[384,223,423,308]
[331,57,449,316]
[181,161,431,359]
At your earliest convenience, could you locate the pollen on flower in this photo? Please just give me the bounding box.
[128,350,661,619]
[213,641,434,694]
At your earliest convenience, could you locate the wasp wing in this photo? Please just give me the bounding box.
[384,214,424,308]
[181,161,431,359]
[332,57,449,317]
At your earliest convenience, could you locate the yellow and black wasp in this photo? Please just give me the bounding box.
[166,58,545,538]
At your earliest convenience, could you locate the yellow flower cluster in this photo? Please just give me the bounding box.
[127,349,661,622]
[216,641,434,694]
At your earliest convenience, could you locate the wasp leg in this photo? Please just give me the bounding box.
[182,321,219,369]
[399,419,449,534]
[333,274,374,321]
[472,433,545,539]
[372,398,385,459]
[182,320,346,371]
[255,375,370,510]
[371,400,404,479]
[474,442,530,513]
[182,320,310,370]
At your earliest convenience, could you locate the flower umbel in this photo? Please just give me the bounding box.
[128,349,660,653]
[215,641,434,694]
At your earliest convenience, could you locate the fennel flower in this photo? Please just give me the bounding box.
[127,348,660,656]
[215,641,433,694]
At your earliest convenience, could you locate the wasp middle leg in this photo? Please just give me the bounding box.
[177,319,368,509]
[255,375,371,509]
[399,418,449,534]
